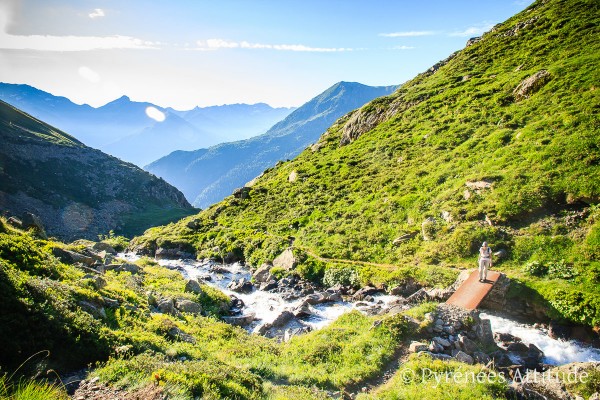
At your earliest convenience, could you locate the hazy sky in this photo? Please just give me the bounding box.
[0,0,533,109]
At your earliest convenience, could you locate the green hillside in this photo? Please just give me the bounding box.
[133,0,600,327]
[0,100,196,240]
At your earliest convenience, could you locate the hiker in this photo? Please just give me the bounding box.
[478,241,492,282]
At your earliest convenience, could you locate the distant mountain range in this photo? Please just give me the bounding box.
[0,100,195,240]
[0,83,295,166]
[146,81,399,208]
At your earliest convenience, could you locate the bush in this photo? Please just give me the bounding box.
[323,266,360,288]
[547,259,577,280]
[524,261,548,277]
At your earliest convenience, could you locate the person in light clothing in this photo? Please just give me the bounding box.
[479,241,492,282]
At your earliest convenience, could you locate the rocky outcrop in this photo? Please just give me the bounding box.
[272,248,298,270]
[513,70,551,101]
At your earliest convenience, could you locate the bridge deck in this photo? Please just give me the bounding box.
[445,269,501,310]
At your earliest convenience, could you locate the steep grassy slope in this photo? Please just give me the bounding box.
[146,82,398,208]
[0,100,195,240]
[133,0,600,326]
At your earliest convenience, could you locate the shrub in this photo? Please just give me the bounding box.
[323,266,360,288]
[524,261,548,277]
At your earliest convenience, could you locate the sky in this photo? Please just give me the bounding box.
[0,0,533,110]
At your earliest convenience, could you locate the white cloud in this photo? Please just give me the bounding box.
[78,66,100,83]
[88,8,105,19]
[0,4,157,52]
[196,39,352,52]
[391,45,415,50]
[0,32,159,51]
[379,31,435,37]
[449,23,495,37]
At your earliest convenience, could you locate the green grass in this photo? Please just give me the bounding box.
[132,0,600,328]
[0,374,68,400]
[357,353,508,400]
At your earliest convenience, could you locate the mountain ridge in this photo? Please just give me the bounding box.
[146,81,399,208]
[0,83,296,165]
[0,100,196,240]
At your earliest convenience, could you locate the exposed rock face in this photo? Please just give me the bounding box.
[0,100,194,241]
[513,70,551,101]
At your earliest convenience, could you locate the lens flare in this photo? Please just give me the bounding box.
[145,106,166,122]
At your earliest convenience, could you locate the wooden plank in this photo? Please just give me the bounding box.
[445,270,501,310]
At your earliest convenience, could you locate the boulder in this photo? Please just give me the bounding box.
[476,319,495,345]
[304,293,327,305]
[117,263,140,274]
[473,351,491,365]
[223,312,256,327]
[324,291,342,302]
[422,351,452,361]
[78,300,106,319]
[507,342,529,353]
[176,299,202,315]
[259,280,278,291]
[389,278,421,297]
[157,298,178,316]
[513,70,551,101]
[392,232,417,246]
[156,247,194,260]
[494,332,520,344]
[253,264,273,283]
[184,279,203,294]
[288,170,298,183]
[92,242,117,254]
[271,310,294,327]
[209,266,229,275]
[102,296,120,309]
[454,350,474,365]
[52,247,95,266]
[352,286,379,301]
[253,322,272,335]
[493,249,508,259]
[409,341,429,353]
[284,327,311,342]
[292,301,314,318]
[406,288,429,304]
[21,212,47,238]
[426,288,453,301]
[458,334,478,354]
[433,336,451,348]
[465,180,493,191]
[272,248,298,270]
[167,327,196,344]
[227,278,254,293]
[92,276,107,290]
[548,321,571,340]
[6,216,22,228]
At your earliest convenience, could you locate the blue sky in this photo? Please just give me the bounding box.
[0,0,533,109]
